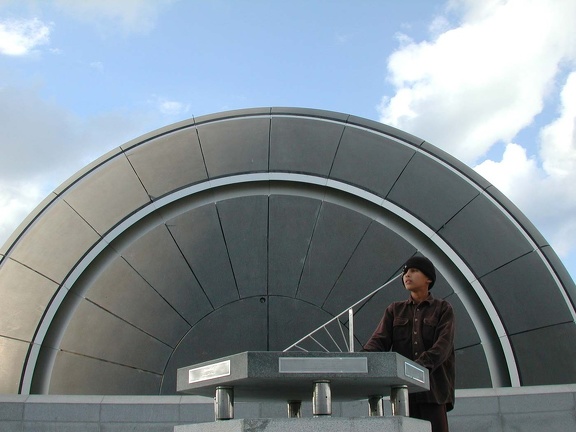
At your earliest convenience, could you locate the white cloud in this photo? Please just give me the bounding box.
[158,99,190,116]
[379,0,576,277]
[0,85,162,248]
[0,179,46,249]
[379,0,576,165]
[53,0,177,34]
[539,72,576,178]
[0,17,51,56]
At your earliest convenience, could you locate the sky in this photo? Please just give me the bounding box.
[1,0,575,283]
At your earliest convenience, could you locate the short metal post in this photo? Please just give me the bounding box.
[214,386,234,420]
[348,308,354,352]
[368,395,384,416]
[287,400,302,418]
[312,380,332,416]
[390,385,409,416]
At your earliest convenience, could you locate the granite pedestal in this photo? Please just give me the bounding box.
[176,352,430,431]
[174,417,430,432]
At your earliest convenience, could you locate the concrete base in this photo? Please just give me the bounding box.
[174,417,431,432]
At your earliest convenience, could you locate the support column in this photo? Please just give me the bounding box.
[368,396,384,417]
[312,380,332,416]
[214,386,234,420]
[390,385,409,417]
[287,400,302,418]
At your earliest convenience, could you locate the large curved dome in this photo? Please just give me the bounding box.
[1,107,575,395]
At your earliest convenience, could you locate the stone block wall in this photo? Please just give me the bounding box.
[1,384,575,431]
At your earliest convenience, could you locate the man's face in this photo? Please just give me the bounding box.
[402,267,431,292]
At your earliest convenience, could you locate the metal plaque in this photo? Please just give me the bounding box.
[188,360,231,384]
[279,357,368,373]
[404,362,426,383]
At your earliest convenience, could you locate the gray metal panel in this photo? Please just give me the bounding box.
[85,255,191,348]
[271,107,350,122]
[197,117,269,178]
[540,245,576,304]
[485,185,549,248]
[0,337,29,393]
[330,126,414,197]
[438,194,534,278]
[346,115,424,145]
[159,297,268,395]
[480,251,573,335]
[63,155,151,235]
[0,258,57,341]
[297,202,372,306]
[49,351,162,395]
[121,224,212,325]
[8,199,100,283]
[448,294,481,349]
[323,222,415,316]
[387,152,480,230]
[455,344,492,388]
[60,299,173,373]
[270,116,344,175]
[217,196,268,298]
[167,204,239,309]
[125,127,207,199]
[268,296,336,352]
[194,107,271,125]
[511,322,576,385]
[268,195,321,297]
[420,141,492,190]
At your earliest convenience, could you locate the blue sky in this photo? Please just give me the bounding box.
[1,0,576,284]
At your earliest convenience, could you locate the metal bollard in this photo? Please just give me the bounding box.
[214,386,234,420]
[312,380,332,416]
[368,395,384,416]
[390,385,409,417]
[287,400,302,418]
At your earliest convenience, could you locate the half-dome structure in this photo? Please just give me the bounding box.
[1,107,575,395]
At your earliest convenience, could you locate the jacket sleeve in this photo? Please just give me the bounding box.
[416,301,455,371]
[361,305,394,352]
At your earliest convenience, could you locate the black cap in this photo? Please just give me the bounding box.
[402,256,436,289]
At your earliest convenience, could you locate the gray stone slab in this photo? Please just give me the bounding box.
[177,351,429,401]
[174,417,431,432]
[23,422,100,432]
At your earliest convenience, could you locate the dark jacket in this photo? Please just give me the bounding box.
[362,294,455,410]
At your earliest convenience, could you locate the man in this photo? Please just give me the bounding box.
[362,256,455,432]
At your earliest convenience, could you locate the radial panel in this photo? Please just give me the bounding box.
[268,194,321,298]
[270,115,344,175]
[330,126,414,196]
[0,259,58,341]
[387,152,480,230]
[49,351,162,395]
[8,199,100,284]
[124,127,207,199]
[168,204,239,309]
[511,323,576,385]
[121,224,212,324]
[438,194,534,278]
[218,196,268,298]
[85,255,190,347]
[59,299,172,373]
[480,251,573,335]
[197,117,269,178]
[296,202,372,306]
[63,156,151,235]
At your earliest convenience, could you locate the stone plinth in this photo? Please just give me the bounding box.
[177,351,429,402]
[174,417,431,432]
